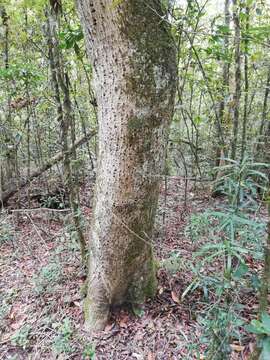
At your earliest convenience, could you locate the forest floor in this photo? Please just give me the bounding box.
[0,177,265,359]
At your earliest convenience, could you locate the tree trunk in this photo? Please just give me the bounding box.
[256,65,270,157]
[46,5,87,263]
[240,3,249,162]
[231,0,241,160]
[1,6,9,69]
[259,200,270,316]
[215,0,231,171]
[219,0,231,142]
[76,0,176,331]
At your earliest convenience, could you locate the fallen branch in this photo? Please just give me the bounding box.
[1,131,96,204]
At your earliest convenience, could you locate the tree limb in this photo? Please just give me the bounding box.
[1,130,96,205]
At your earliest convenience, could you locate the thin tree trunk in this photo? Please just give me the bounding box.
[61,72,87,264]
[1,7,13,186]
[240,4,249,161]
[231,0,241,160]
[77,0,177,331]
[254,160,270,360]
[1,6,9,69]
[259,202,270,315]
[46,9,63,125]
[47,6,87,262]
[73,88,95,169]
[256,66,270,156]
[216,0,231,167]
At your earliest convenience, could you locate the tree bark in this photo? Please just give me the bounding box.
[76,0,176,331]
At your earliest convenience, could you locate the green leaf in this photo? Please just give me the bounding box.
[246,320,266,335]
[181,278,200,299]
[233,262,249,279]
[262,313,270,333]
[251,275,261,290]
[261,338,270,360]
[217,25,231,35]
[194,243,224,257]
[132,306,145,318]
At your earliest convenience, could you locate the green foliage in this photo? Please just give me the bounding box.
[214,156,269,209]
[0,289,18,323]
[247,313,270,336]
[52,318,74,355]
[59,26,84,56]
[185,160,266,296]
[0,216,14,244]
[206,23,232,61]
[160,251,183,274]
[11,325,32,349]
[247,313,270,360]
[132,306,145,318]
[186,208,265,256]
[248,25,270,42]
[1,0,270,357]
[185,212,211,242]
[0,300,11,322]
[0,63,42,84]
[32,261,61,294]
[41,194,66,209]
[199,307,244,360]
[83,344,96,359]
[184,157,268,355]
[21,0,48,11]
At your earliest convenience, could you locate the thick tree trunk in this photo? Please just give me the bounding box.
[77,0,176,331]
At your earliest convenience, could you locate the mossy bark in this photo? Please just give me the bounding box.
[77,0,176,332]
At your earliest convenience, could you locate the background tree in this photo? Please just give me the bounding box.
[231,0,241,160]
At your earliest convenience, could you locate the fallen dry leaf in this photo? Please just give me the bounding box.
[119,318,128,328]
[132,353,143,360]
[104,323,115,332]
[147,351,155,360]
[171,291,180,304]
[230,344,245,352]
[10,316,26,330]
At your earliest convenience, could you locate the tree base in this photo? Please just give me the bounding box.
[83,255,157,332]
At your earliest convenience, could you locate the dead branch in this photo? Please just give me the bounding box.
[1,130,96,205]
